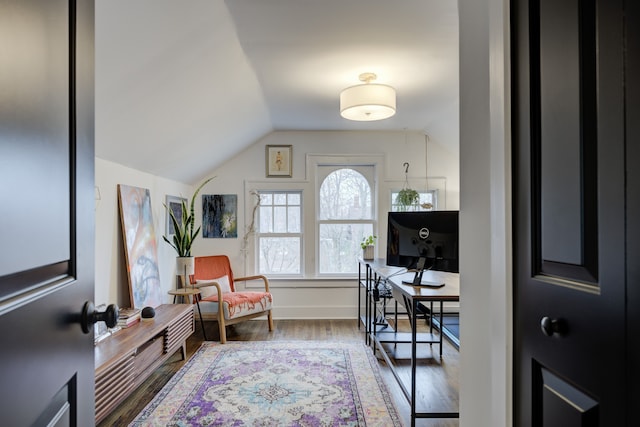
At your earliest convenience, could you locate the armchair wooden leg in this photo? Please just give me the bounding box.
[218,312,227,344]
[219,324,227,344]
[267,311,274,331]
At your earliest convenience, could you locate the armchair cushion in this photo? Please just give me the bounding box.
[193,255,236,291]
[201,291,272,320]
[196,276,231,298]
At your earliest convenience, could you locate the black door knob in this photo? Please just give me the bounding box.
[540,316,566,337]
[80,302,119,334]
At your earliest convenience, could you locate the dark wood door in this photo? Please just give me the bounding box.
[0,0,95,425]
[512,0,635,425]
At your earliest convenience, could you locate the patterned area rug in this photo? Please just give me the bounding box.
[130,341,403,427]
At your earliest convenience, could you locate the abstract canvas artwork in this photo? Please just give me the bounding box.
[202,194,237,238]
[118,184,163,308]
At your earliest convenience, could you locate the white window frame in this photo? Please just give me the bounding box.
[255,190,303,277]
[390,188,439,212]
[311,154,383,278]
[245,154,384,285]
[244,181,308,282]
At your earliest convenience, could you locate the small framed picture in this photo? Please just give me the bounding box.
[165,195,187,236]
[266,145,292,178]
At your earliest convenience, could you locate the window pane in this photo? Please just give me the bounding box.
[273,207,287,232]
[261,193,272,205]
[288,206,300,232]
[259,237,301,274]
[288,193,300,205]
[274,193,287,205]
[259,206,272,232]
[319,168,372,220]
[319,223,373,274]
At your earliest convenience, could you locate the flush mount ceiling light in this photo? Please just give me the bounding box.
[340,72,396,121]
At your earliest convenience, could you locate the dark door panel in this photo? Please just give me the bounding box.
[513,0,629,425]
[0,0,95,425]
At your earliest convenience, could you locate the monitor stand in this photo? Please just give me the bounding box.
[401,257,445,287]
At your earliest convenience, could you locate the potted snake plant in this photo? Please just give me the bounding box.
[163,177,215,286]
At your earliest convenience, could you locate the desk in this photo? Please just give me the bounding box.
[168,288,207,340]
[360,260,460,426]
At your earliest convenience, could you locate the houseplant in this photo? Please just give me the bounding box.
[163,177,215,286]
[396,188,420,211]
[360,235,377,260]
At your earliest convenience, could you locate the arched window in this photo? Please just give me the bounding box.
[317,167,375,274]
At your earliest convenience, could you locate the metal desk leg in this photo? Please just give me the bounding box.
[411,298,418,427]
[439,301,444,357]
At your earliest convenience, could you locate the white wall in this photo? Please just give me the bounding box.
[94,158,192,308]
[94,130,459,318]
[192,130,459,318]
[459,0,511,426]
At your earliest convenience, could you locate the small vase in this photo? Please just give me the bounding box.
[363,245,375,260]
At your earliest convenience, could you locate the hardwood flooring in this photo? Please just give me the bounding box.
[97,318,459,427]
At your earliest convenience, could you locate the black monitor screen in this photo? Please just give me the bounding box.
[386,211,459,273]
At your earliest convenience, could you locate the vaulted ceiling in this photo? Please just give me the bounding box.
[95,0,459,183]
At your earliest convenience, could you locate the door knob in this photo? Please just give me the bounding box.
[80,302,119,334]
[540,316,566,337]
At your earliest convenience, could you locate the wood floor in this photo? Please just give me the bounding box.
[97,318,459,427]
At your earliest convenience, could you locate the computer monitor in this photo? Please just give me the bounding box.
[386,211,459,283]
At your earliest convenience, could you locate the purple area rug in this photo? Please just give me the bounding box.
[129,341,403,426]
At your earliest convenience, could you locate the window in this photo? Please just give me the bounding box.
[317,167,374,274]
[390,189,438,212]
[250,154,383,281]
[257,191,302,275]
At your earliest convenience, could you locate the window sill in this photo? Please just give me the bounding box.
[246,276,358,289]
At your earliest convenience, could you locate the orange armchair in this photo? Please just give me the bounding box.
[191,255,273,343]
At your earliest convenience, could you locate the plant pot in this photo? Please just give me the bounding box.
[176,256,195,287]
[362,245,375,260]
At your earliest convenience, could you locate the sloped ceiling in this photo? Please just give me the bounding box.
[95,0,459,184]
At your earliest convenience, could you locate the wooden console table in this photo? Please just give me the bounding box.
[94,304,194,423]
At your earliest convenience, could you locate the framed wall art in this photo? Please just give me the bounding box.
[165,194,187,236]
[266,145,292,177]
[202,194,238,238]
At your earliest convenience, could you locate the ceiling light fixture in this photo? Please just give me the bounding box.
[340,72,396,121]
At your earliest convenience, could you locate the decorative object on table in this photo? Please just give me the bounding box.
[175,256,195,288]
[396,162,420,211]
[202,194,237,238]
[129,341,402,427]
[165,195,187,237]
[117,307,141,328]
[162,177,215,288]
[118,184,163,308]
[265,144,292,177]
[360,234,377,260]
[141,306,156,320]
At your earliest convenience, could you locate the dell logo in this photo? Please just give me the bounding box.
[419,227,430,240]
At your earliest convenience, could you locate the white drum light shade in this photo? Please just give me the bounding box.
[340,73,396,121]
[340,83,396,121]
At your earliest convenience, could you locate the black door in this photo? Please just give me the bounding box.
[512,0,636,425]
[0,0,95,425]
